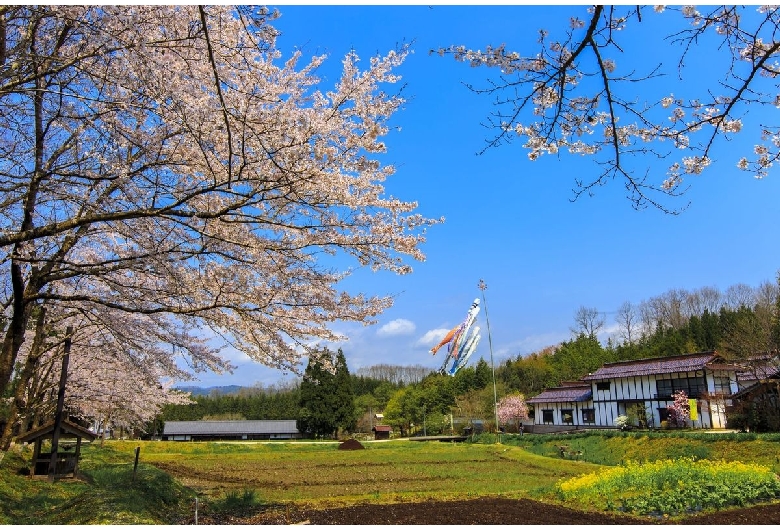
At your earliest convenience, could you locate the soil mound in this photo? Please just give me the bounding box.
[337,439,365,450]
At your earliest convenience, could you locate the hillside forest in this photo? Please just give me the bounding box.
[157,275,780,436]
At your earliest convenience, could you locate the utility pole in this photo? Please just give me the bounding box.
[478,280,500,443]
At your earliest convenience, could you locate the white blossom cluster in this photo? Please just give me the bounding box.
[496,394,529,426]
[435,5,780,210]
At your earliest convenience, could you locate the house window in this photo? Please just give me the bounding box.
[561,409,574,424]
[596,382,610,391]
[656,379,672,398]
[582,409,595,423]
[656,376,707,398]
[658,407,670,422]
[542,410,554,424]
[713,376,732,395]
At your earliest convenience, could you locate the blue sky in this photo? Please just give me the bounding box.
[186,4,780,388]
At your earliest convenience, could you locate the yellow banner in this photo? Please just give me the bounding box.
[688,399,698,421]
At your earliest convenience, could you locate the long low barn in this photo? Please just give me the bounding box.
[162,420,301,441]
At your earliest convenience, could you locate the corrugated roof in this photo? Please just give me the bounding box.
[163,420,298,436]
[527,386,592,404]
[581,352,720,381]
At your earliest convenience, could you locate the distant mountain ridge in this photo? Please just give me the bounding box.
[176,385,244,396]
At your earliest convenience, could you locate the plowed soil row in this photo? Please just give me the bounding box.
[192,497,780,525]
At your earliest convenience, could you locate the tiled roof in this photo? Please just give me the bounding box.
[732,366,780,397]
[163,420,298,436]
[737,363,780,382]
[581,352,721,381]
[527,385,592,404]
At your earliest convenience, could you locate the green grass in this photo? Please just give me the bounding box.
[497,430,780,472]
[2,432,780,524]
[0,443,196,524]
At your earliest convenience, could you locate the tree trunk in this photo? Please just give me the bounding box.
[0,54,47,402]
[0,288,31,400]
[0,307,46,449]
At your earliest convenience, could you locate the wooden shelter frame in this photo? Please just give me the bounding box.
[16,420,96,479]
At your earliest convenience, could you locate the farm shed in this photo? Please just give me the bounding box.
[162,420,301,441]
[16,419,96,478]
[372,425,392,440]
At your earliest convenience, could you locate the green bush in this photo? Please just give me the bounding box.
[208,488,261,514]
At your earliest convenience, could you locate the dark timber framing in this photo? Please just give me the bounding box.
[528,351,742,430]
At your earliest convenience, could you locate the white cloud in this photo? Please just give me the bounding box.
[416,328,452,347]
[598,323,621,344]
[215,345,252,364]
[377,318,416,337]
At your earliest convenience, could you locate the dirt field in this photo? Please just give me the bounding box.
[196,497,780,525]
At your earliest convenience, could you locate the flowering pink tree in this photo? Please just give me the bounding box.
[496,394,529,432]
[11,304,200,440]
[666,390,691,428]
[0,5,440,448]
[438,6,780,213]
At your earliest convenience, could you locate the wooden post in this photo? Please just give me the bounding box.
[31,439,41,478]
[73,437,83,475]
[132,446,140,482]
[48,326,73,481]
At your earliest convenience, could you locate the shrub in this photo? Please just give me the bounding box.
[208,489,260,514]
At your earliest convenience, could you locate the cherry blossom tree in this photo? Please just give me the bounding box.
[666,390,691,428]
[0,6,440,444]
[496,393,529,432]
[437,5,780,213]
[5,300,203,444]
[66,347,193,442]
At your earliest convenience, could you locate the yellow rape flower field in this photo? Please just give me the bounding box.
[556,457,780,516]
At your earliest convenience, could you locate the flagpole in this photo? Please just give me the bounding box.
[478,279,500,443]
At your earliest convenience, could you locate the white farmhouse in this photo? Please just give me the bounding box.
[527,351,740,431]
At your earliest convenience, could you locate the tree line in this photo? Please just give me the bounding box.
[502,277,780,396]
